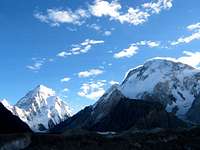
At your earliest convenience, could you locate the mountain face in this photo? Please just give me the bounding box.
[95,59,200,125]
[119,59,200,118]
[52,59,200,132]
[0,102,31,133]
[186,95,200,123]
[52,85,187,132]
[1,85,71,131]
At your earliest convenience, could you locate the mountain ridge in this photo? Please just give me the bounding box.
[51,59,200,132]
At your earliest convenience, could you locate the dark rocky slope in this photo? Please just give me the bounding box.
[0,102,31,133]
[51,97,187,133]
[187,95,200,124]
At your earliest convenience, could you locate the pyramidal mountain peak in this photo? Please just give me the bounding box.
[16,84,56,110]
[1,85,71,132]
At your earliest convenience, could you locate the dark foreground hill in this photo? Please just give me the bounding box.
[0,103,31,134]
[1,127,200,150]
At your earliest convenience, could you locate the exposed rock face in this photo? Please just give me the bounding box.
[51,86,186,132]
[186,95,200,123]
[0,103,31,133]
[52,59,200,132]
[90,98,186,131]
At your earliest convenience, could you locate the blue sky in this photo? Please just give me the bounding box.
[1,0,200,113]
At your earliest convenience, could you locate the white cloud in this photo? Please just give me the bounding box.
[117,8,150,25]
[114,40,160,59]
[177,51,200,68]
[171,32,200,45]
[142,0,173,14]
[81,39,104,45]
[133,40,160,48]
[109,80,119,85]
[57,51,72,57]
[87,24,113,36]
[152,51,200,68]
[89,0,149,25]
[57,39,104,58]
[78,80,106,100]
[34,9,89,26]
[104,30,112,36]
[35,0,173,26]
[60,77,71,82]
[78,69,104,78]
[114,45,138,59]
[187,22,200,31]
[27,58,46,71]
[89,0,121,18]
[146,41,160,47]
[87,23,101,31]
[89,0,173,25]
[62,88,69,92]
[171,22,200,45]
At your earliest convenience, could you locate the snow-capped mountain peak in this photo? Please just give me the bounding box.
[16,85,56,110]
[2,85,71,131]
[90,59,200,122]
[119,59,200,117]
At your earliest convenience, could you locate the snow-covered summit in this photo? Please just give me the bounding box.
[94,59,200,119]
[2,85,71,131]
[16,85,55,110]
[120,59,200,117]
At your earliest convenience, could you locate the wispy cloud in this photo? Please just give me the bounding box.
[114,40,160,59]
[57,51,72,57]
[87,23,113,36]
[57,39,104,57]
[35,0,173,26]
[60,77,71,82]
[62,88,69,92]
[78,80,106,100]
[26,58,46,72]
[104,30,112,36]
[89,0,173,25]
[78,69,104,78]
[171,22,200,45]
[142,0,173,14]
[34,9,89,26]
[89,0,149,25]
[87,23,101,31]
[114,45,139,59]
[109,80,119,85]
[133,40,160,48]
